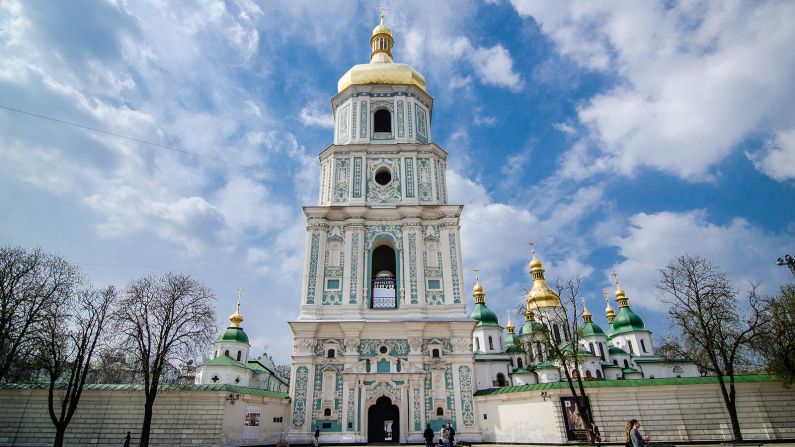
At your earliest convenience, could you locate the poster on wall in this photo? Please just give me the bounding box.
[243,405,261,440]
[560,396,590,441]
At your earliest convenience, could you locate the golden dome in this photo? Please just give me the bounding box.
[506,316,515,334]
[229,300,244,328]
[615,287,629,308]
[603,291,616,323]
[526,250,561,309]
[582,305,593,323]
[337,15,427,93]
[473,275,485,304]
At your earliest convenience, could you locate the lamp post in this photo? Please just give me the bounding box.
[776,254,795,276]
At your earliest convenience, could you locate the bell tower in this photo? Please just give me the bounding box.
[287,10,479,445]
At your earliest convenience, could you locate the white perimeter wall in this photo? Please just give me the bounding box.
[0,387,289,447]
[476,379,795,444]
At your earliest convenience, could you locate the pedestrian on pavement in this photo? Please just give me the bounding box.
[423,423,435,447]
[314,426,320,447]
[123,431,131,447]
[624,420,635,447]
[591,422,601,447]
[440,424,450,447]
[630,420,649,447]
[448,423,455,446]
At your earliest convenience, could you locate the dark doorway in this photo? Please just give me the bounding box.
[368,396,399,443]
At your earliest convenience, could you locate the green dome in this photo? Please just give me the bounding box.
[580,321,606,338]
[504,331,518,351]
[217,326,249,344]
[611,307,646,335]
[519,319,545,336]
[470,303,499,327]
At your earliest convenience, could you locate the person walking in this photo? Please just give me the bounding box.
[590,422,601,447]
[423,423,435,447]
[448,424,456,446]
[123,431,131,447]
[314,426,320,447]
[630,420,649,447]
[624,420,634,447]
[440,424,450,447]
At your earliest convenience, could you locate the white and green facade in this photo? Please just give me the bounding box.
[285,17,480,445]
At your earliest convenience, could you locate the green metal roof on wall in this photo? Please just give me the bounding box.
[470,302,500,326]
[217,326,250,344]
[0,382,289,399]
[204,354,246,368]
[519,319,545,336]
[473,374,779,396]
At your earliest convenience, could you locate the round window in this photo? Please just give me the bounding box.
[379,346,388,354]
[374,167,392,186]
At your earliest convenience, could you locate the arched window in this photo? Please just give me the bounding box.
[640,339,647,353]
[436,407,444,417]
[371,245,397,309]
[571,369,580,379]
[488,336,494,350]
[598,343,606,360]
[496,373,508,387]
[432,348,440,358]
[623,359,629,368]
[366,359,371,372]
[374,109,391,133]
[596,370,603,379]
[588,343,594,354]
[553,324,561,343]
[627,340,634,354]
[517,357,523,369]
[324,408,332,417]
[236,351,241,361]
[536,342,543,360]
[328,349,335,359]
[224,349,229,357]
[585,370,593,379]
[613,359,618,366]
[475,338,480,351]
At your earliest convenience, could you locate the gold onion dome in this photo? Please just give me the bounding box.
[582,305,593,323]
[337,13,427,93]
[473,277,485,303]
[525,251,561,309]
[229,300,244,328]
[603,291,616,323]
[469,273,499,327]
[506,316,515,334]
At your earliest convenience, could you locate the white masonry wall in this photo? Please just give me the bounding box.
[475,378,795,444]
[0,386,289,447]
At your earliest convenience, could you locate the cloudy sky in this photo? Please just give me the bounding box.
[1,0,794,365]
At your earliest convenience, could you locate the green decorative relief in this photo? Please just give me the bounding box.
[292,366,309,428]
[417,158,433,202]
[397,100,405,138]
[334,158,350,203]
[409,233,418,304]
[366,158,402,203]
[337,104,350,144]
[359,101,368,138]
[405,158,415,198]
[458,366,475,426]
[306,233,319,304]
[448,233,461,304]
[358,339,410,357]
[353,157,362,198]
[349,232,359,304]
[416,106,427,143]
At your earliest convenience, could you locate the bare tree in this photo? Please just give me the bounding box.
[527,277,596,444]
[657,255,767,441]
[0,246,81,382]
[40,286,117,447]
[755,283,795,386]
[115,273,216,447]
[274,364,291,382]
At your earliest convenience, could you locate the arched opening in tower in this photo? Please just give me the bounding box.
[374,109,392,133]
[371,245,397,308]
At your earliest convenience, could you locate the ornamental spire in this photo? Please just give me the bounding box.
[370,4,394,61]
[612,270,629,308]
[604,290,616,323]
[582,297,593,323]
[506,311,515,334]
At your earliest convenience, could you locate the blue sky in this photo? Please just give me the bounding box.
[1,0,794,364]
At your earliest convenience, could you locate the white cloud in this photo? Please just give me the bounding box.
[299,101,334,128]
[508,0,795,181]
[609,210,795,312]
[553,122,576,135]
[470,44,523,90]
[748,128,795,181]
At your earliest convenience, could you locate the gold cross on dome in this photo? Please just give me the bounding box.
[611,270,620,288]
[235,287,245,308]
[378,3,388,21]
[603,290,609,303]
[528,240,536,256]
[472,267,480,281]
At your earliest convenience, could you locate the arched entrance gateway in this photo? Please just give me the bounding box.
[367,396,399,443]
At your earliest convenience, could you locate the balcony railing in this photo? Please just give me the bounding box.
[372,275,396,309]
